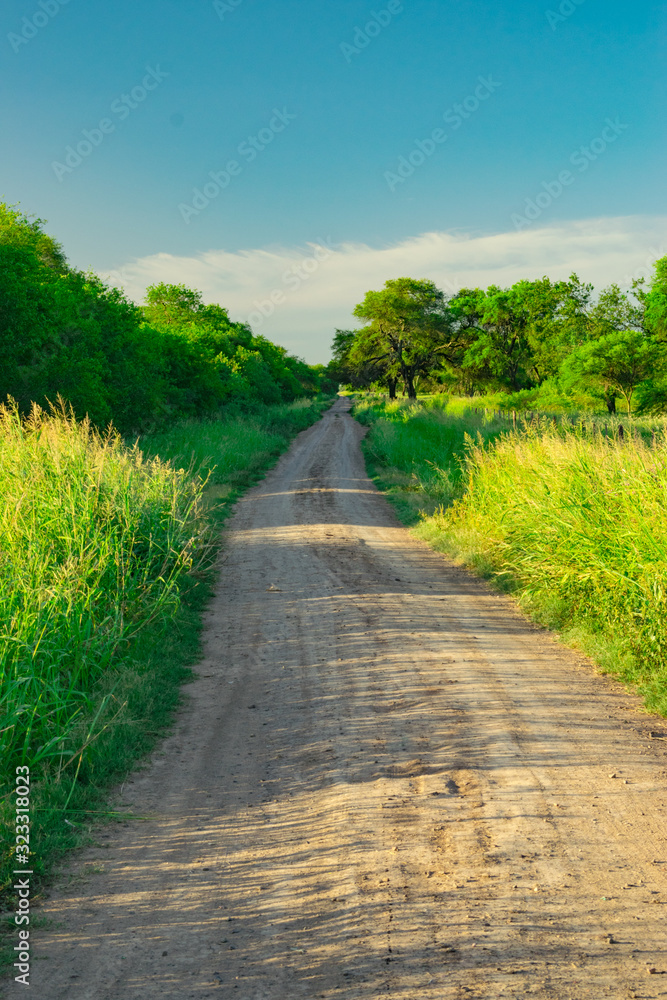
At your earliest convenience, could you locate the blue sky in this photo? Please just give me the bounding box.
[2,0,665,360]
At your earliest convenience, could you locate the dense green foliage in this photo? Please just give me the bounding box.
[0,204,332,433]
[350,278,457,398]
[356,396,667,716]
[0,394,331,917]
[335,258,667,413]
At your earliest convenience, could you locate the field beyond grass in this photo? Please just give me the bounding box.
[0,395,332,938]
[355,395,667,717]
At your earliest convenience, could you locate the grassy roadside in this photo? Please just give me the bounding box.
[354,396,505,524]
[0,395,333,962]
[354,395,667,717]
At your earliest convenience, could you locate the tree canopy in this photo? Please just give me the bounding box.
[0,205,330,432]
[561,330,664,414]
[352,278,459,398]
[333,259,667,412]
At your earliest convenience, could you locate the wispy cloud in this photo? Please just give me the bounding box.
[104,215,667,363]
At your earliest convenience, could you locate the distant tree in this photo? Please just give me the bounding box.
[524,274,595,380]
[633,258,667,414]
[560,330,665,415]
[143,283,313,405]
[327,329,357,385]
[645,256,667,340]
[588,283,644,336]
[0,209,321,431]
[308,363,339,395]
[450,285,534,392]
[352,278,456,398]
[433,274,595,395]
[577,283,647,412]
[349,327,404,397]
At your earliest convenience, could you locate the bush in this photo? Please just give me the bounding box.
[0,205,323,433]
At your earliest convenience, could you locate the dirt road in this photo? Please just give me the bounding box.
[30,398,667,999]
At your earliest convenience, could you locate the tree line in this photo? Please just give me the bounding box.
[0,204,335,434]
[330,262,667,413]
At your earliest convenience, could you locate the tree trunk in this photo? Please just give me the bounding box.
[405,376,417,399]
[387,378,397,400]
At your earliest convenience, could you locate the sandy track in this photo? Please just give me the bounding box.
[28,398,667,999]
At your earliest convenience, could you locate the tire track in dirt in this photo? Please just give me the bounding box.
[28,398,667,999]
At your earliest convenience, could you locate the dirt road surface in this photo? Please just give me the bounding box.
[28,398,667,999]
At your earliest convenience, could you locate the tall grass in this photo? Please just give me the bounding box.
[0,401,209,779]
[355,395,667,715]
[354,396,504,520]
[423,422,667,712]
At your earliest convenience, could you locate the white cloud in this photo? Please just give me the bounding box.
[104,215,667,363]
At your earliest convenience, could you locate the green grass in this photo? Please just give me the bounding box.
[354,395,506,523]
[354,394,667,716]
[0,395,332,954]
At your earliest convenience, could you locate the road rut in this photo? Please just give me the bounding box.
[31,398,667,998]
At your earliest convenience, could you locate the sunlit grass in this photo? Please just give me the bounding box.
[0,401,209,778]
[355,394,667,715]
[353,396,505,520]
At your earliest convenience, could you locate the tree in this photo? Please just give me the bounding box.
[442,275,595,394]
[645,256,667,340]
[352,278,456,398]
[633,258,667,414]
[560,330,666,415]
[0,202,67,272]
[143,283,313,406]
[0,208,323,432]
[0,206,164,428]
[577,283,647,412]
[330,327,401,396]
[523,274,595,380]
[450,285,534,392]
[588,283,645,337]
[327,329,368,391]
